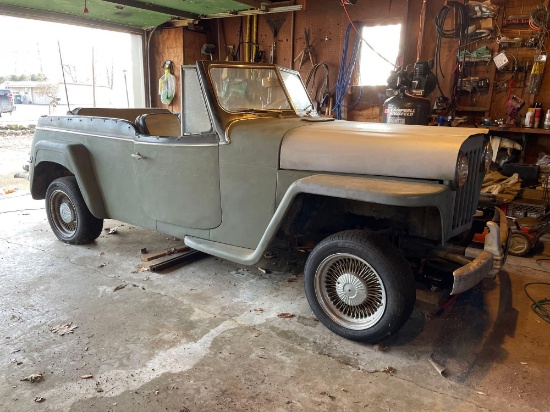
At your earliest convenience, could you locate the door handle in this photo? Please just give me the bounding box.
[131,152,147,160]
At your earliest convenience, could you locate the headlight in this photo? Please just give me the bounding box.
[456,152,469,188]
[482,141,493,172]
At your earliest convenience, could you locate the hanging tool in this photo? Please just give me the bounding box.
[267,16,285,64]
[306,63,330,113]
[294,28,315,69]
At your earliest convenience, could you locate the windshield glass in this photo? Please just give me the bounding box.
[279,70,314,114]
[209,66,293,112]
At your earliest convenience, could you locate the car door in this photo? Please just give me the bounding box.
[132,68,222,230]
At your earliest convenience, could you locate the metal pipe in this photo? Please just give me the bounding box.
[217,19,222,61]
[57,41,71,112]
[252,14,258,62]
[290,10,295,69]
[245,16,251,62]
[123,70,129,108]
[145,24,162,107]
[417,0,426,62]
[180,65,185,137]
[91,46,96,107]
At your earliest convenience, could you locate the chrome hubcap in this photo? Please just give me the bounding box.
[59,203,74,224]
[335,273,367,306]
[315,253,386,330]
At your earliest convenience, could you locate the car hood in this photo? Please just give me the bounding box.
[280,121,487,181]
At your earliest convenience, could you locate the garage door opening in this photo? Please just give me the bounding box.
[0,15,144,122]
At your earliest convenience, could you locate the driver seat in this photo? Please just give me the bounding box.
[136,113,181,137]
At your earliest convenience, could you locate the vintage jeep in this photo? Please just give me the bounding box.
[29,61,507,343]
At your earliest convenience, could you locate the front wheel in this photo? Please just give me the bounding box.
[45,176,103,244]
[304,230,416,343]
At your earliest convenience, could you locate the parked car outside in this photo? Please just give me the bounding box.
[0,89,16,116]
[29,61,508,343]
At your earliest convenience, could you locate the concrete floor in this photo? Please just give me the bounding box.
[1,193,550,412]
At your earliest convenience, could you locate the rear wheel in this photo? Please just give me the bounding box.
[45,177,103,244]
[304,230,416,343]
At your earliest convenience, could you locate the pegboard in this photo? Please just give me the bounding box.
[145,0,550,124]
[217,0,416,119]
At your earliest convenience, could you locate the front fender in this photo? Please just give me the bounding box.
[31,140,107,218]
[185,174,453,265]
[278,174,453,242]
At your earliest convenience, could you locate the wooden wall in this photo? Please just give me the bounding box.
[148,0,550,125]
[218,0,418,121]
[149,27,206,112]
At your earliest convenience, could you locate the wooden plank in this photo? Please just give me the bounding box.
[141,246,190,262]
[142,249,202,272]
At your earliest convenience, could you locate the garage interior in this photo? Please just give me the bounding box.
[1,0,550,411]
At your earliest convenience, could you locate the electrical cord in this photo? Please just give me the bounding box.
[434,2,469,103]
[530,6,549,31]
[340,0,396,68]
[524,282,550,324]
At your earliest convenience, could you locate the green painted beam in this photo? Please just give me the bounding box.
[102,0,199,20]
[0,0,254,29]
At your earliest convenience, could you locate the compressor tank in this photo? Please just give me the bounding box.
[382,92,431,125]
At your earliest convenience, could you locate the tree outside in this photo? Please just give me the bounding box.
[35,83,60,114]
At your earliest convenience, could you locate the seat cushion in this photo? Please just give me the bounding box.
[135,113,181,137]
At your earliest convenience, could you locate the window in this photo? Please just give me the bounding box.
[359,24,402,86]
[209,67,292,112]
[279,69,314,114]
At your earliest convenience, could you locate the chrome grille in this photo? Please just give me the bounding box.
[452,142,484,233]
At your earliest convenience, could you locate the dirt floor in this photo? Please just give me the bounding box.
[0,127,32,194]
[0,103,58,195]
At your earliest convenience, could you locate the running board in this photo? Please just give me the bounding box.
[184,236,259,265]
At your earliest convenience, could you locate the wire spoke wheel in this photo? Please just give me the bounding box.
[49,189,78,237]
[304,230,415,342]
[315,253,387,330]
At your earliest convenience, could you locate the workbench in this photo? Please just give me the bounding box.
[486,126,550,164]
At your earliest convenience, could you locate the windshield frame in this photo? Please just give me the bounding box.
[278,67,317,117]
[206,63,299,115]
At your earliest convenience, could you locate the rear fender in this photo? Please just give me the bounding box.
[31,140,107,218]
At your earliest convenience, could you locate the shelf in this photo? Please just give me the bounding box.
[486,126,550,135]
[456,106,490,112]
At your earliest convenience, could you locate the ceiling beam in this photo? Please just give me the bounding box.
[203,4,302,19]
[0,4,145,34]
[162,4,302,27]
[233,0,270,7]
[102,0,199,20]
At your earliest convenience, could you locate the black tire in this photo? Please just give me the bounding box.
[507,231,532,257]
[45,176,103,244]
[304,230,416,343]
